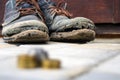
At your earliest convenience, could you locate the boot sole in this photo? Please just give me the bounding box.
[3,30,49,43]
[50,29,95,42]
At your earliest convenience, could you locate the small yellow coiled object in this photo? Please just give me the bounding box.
[18,54,37,69]
[42,59,61,69]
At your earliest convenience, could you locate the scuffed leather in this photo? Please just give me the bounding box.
[2,0,48,37]
[3,10,20,26]
[39,0,95,32]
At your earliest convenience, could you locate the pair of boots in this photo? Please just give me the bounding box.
[2,0,95,43]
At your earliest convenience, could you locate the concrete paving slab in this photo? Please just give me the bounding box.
[0,46,119,79]
[0,38,120,80]
[75,52,120,80]
[75,72,120,80]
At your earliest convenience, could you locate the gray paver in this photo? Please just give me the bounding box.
[0,39,120,80]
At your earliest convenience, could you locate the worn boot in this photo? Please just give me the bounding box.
[2,0,49,43]
[39,0,96,42]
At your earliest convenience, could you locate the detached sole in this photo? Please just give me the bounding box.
[3,30,49,43]
[50,29,96,42]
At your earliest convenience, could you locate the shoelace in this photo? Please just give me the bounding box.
[48,0,72,18]
[16,0,45,22]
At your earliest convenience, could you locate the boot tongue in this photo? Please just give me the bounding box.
[38,0,55,9]
[18,3,32,8]
[16,0,33,9]
[38,0,69,26]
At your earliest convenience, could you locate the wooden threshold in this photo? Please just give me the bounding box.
[0,25,2,37]
[95,23,120,38]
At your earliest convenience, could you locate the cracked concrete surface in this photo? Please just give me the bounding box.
[0,38,120,80]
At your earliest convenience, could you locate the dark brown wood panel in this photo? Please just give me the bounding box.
[96,24,120,38]
[114,0,120,23]
[53,0,114,23]
[0,0,6,25]
[0,0,119,24]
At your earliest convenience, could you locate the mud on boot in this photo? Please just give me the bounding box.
[2,0,49,43]
[39,0,96,42]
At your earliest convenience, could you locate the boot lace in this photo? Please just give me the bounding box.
[16,0,45,22]
[48,0,72,18]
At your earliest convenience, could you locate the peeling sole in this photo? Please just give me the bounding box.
[3,30,49,43]
[50,29,96,42]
